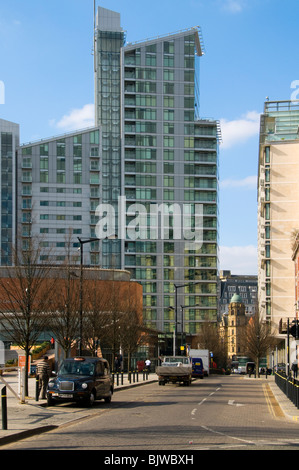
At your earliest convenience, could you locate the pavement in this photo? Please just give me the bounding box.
[0,371,298,447]
[0,368,157,447]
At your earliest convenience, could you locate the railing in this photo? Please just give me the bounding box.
[275,372,299,409]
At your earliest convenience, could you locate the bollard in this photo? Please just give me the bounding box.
[121,372,124,385]
[117,373,119,386]
[35,376,39,401]
[1,386,7,430]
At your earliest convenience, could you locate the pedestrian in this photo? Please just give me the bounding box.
[292,361,298,379]
[145,358,151,371]
[36,355,51,399]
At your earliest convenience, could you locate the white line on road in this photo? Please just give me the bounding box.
[228,399,245,407]
[201,425,255,445]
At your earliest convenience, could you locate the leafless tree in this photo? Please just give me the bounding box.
[244,309,273,377]
[83,279,112,357]
[119,287,144,371]
[47,232,80,359]
[194,321,228,369]
[0,236,56,395]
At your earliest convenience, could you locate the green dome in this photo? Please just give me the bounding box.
[230,293,243,304]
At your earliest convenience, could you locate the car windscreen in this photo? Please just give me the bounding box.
[59,360,95,376]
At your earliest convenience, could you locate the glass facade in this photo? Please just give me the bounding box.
[18,128,101,265]
[94,9,125,269]
[92,7,219,336]
[0,119,19,266]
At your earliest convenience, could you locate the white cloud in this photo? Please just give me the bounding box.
[220,111,260,149]
[50,103,95,132]
[221,0,247,13]
[219,245,257,275]
[220,175,257,190]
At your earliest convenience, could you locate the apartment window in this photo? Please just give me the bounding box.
[163,176,174,187]
[57,140,65,156]
[163,150,174,160]
[164,41,174,54]
[22,147,32,155]
[57,173,65,183]
[164,123,174,134]
[265,146,270,164]
[164,96,174,107]
[22,185,32,195]
[22,198,31,209]
[40,172,48,183]
[22,157,32,168]
[22,171,32,182]
[164,162,174,173]
[163,189,174,200]
[164,136,174,147]
[90,130,99,145]
[164,83,174,94]
[164,110,175,121]
[164,69,174,81]
[74,173,82,184]
[57,158,65,170]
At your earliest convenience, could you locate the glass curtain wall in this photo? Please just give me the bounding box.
[95,29,125,268]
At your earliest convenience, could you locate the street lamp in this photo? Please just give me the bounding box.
[180,304,200,354]
[174,282,200,356]
[77,235,117,356]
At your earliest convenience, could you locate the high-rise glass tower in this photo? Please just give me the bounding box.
[0,119,19,266]
[95,7,220,341]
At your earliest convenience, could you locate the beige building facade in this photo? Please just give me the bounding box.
[258,100,299,361]
[220,293,247,362]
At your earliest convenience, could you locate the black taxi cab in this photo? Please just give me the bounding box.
[46,356,113,406]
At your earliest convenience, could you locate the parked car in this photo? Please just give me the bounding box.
[191,357,204,379]
[275,363,286,373]
[46,356,113,406]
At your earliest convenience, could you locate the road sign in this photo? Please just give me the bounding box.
[18,355,31,373]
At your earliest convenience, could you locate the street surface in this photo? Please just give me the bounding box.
[2,375,299,452]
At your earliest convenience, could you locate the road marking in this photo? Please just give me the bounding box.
[201,425,255,445]
[263,383,284,418]
[228,399,245,407]
[198,398,207,406]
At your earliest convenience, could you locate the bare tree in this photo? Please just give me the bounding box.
[119,288,144,371]
[245,309,273,377]
[83,279,112,356]
[0,236,56,395]
[47,233,80,359]
[194,321,228,369]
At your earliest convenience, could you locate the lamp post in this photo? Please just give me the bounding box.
[174,282,200,356]
[180,304,200,355]
[77,235,116,356]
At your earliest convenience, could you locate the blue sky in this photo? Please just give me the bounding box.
[0,0,298,275]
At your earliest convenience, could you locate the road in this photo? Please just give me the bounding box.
[2,375,299,452]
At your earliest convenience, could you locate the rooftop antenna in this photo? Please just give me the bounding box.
[93,0,97,72]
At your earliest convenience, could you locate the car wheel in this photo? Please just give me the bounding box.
[47,394,55,406]
[104,390,113,403]
[86,390,96,407]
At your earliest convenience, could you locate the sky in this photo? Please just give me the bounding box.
[0,0,298,275]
